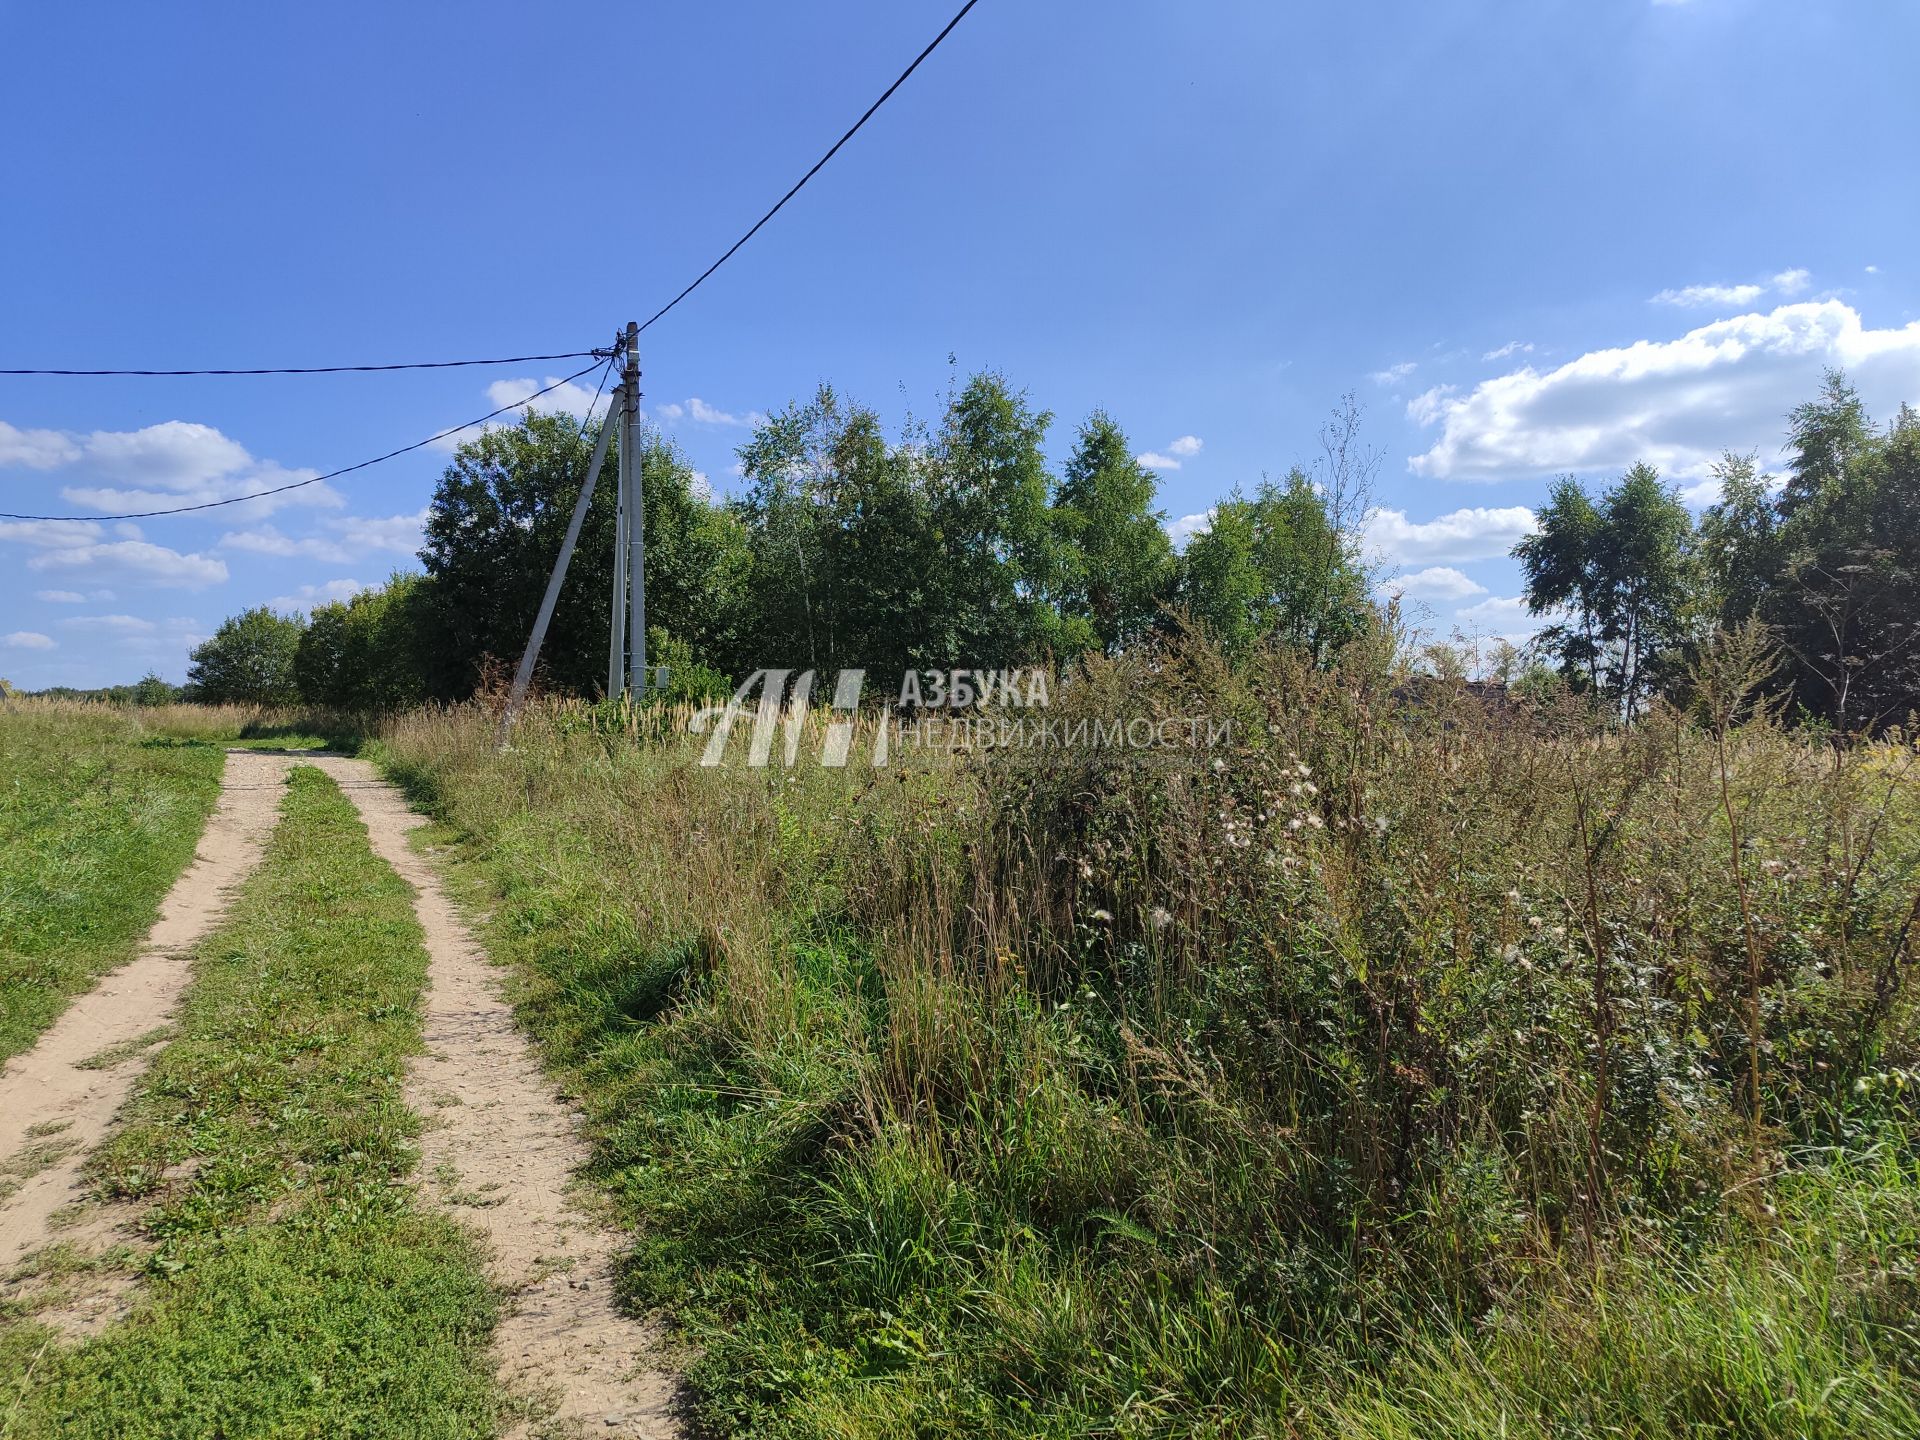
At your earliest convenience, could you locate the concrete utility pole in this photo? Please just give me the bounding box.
[607,351,628,698]
[622,320,646,699]
[497,385,620,745]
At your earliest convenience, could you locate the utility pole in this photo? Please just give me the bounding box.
[622,320,647,699]
[607,344,628,699]
[497,377,620,745]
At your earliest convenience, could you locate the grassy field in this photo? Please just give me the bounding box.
[0,766,500,1439]
[375,632,1920,1438]
[0,704,224,1062]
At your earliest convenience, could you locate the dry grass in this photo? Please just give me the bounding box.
[366,631,1920,1436]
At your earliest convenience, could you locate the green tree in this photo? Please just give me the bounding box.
[1781,368,1873,518]
[1514,477,1607,694]
[1177,496,1262,656]
[1697,452,1780,626]
[930,373,1076,666]
[1516,463,1697,720]
[1772,396,1920,732]
[734,387,940,676]
[130,672,175,707]
[186,607,305,704]
[419,411,746,698]
[1176,474,1369,660]
[734,373,1078,676]
[1053,412,1173,653]
[294,574,434,708]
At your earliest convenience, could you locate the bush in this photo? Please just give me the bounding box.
[375,624,1920,1436]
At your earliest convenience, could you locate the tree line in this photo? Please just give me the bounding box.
[1517,371,1919,731]
[174,365,1917,735]
[184,370,1372,707]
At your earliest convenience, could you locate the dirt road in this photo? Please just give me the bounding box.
[306,755,681,1439]
[0,749,294,1279]
[0,750,680,1437]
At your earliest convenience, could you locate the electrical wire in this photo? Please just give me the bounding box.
[635,0,980,336]
[1,2,980,521]
[0,349,606,378]
[0,358,616,522]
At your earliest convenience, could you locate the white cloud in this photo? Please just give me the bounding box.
[1451,594,1547,645]
[270,579,368,613]
[219,509,425,565]
[2,631,55,650]
[1482,340,1534,362]
[0,420,80,469]
[1652,282,1765,309]
[483,375,612,421]
[331,509,427,555]
[27,540,228,589]
[0,415,338,521]
[690,470,713,501]
[693,397,756,427]
[1409,300,1920,482]
[58,470,340,523]
[81,420,249,487]
[1383,566,1489,603]
[18,419,333,516]
[1139,435,1207,472]
[0,519,104,547]
[34,589,86,603]
[1650,266,1814,312]
[1364,505,1537,565]
[1370,361,1418,385]
[218,525,348,563]
[1865,264,1879,275]
[1456,595,1533,623]
[1165,508,1216,550]
[61,613,156,634]
[426,376,618,453]
[651,396,765,429]
[51,613,209,666]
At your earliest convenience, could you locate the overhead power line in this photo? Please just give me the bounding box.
[0,358,615,523]
[635,0,980,336]
[0,349,606,378]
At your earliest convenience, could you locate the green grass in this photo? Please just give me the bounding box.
[0,706,224,1061]
[0,766,500,1440]
[370,640,1920,1439]
[1315,1151,1920,1438]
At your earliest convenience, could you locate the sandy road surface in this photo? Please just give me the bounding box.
[2,749,681,1436]
[306,754,682,1440]
[0,750,295,1282]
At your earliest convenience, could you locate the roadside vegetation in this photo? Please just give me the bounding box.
[9,365,1915,1436]
[0,704,222,1061]
[0,766,499,1438]
[377,622,1920,1438]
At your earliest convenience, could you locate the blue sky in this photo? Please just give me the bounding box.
[3,0,1917,688]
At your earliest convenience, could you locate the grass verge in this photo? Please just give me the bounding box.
[0,706,223,1062]
[370,645,1920,1438]
[0,766,500,1439]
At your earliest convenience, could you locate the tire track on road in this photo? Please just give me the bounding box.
[0,750,294,1299]
[306,755,682,1440]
